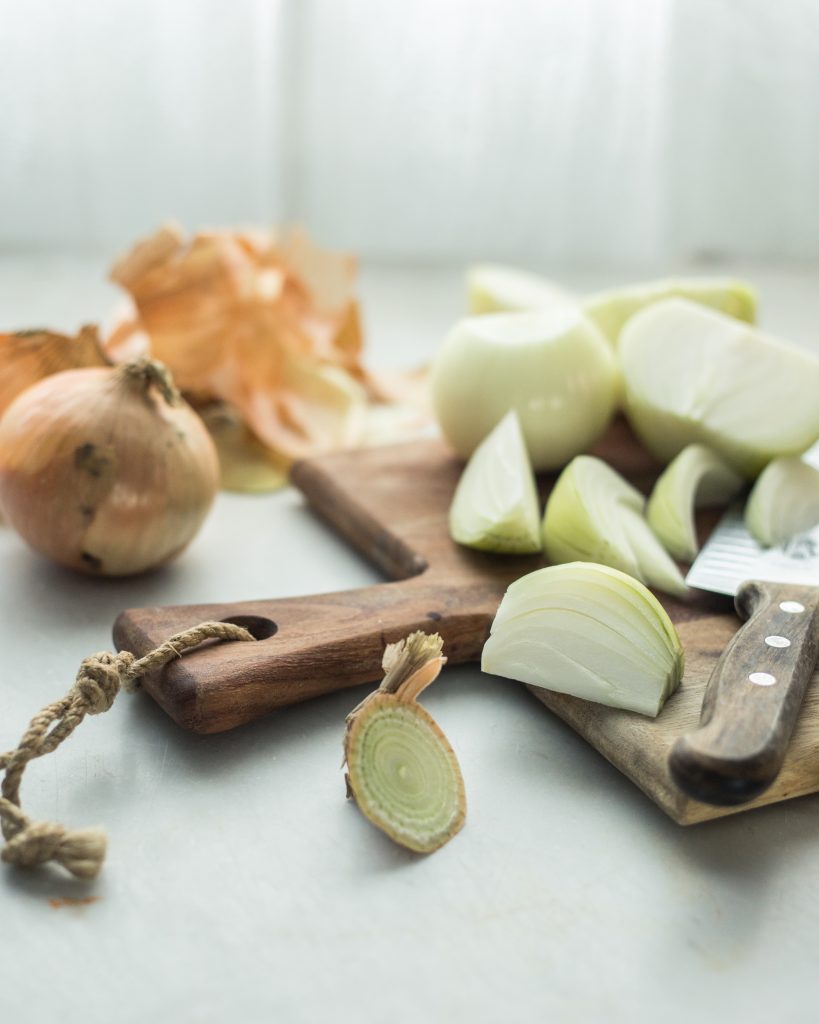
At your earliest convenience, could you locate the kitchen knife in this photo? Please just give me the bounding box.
[669,505,819,806]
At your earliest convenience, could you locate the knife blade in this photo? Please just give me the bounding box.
[669,504,819,807]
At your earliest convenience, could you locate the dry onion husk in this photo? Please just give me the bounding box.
[0,358,219,576]
[0,325,109,417]
[105,224,400,489]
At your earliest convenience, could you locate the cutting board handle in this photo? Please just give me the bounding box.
[114,578,499,733]
[669,580,819,806]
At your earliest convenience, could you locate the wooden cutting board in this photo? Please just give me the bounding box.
[113,419,819,825]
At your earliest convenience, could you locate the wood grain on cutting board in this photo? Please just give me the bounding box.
[114,419,819,824]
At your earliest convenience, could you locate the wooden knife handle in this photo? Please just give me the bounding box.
[669,580,819,806]
[113,578,500,734]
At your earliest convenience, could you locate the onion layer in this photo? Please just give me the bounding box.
[647,444,744,562]
[0,360,219,576]
[431,308,617,471]
[621,299,819,478]
[481,562,684,717]
[466,264,576,314]
[449,410,541,553]
[745,456,819,547]
[542,455,687,597]
[584,276,756,347]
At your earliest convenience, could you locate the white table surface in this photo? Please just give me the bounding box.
[2,256,819,1024]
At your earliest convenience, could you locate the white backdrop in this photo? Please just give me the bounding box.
[2,0,818,267]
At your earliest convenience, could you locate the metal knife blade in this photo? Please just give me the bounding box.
[686,505,819,596]
[670,502,819,808]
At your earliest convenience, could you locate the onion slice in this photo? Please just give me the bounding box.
[584,276,756,347]
[344,632,466,853]
[646,444,744,562]
[621,299,819,477]
[466,264,576,314]
[449,410,541,553]
[745,456,819,547]
[542,455,687,597]
[481,562,684,717]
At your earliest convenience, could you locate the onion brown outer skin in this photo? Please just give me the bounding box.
[0,366,219,576]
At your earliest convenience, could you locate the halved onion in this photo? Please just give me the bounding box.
[481,562,684,717]
[448,410,541,553]
[621,299,819,478]
[646,444,744,562]
[466,264,576,314]
[431,308,617,471]
[542,455,687,597]
[745,456,819,547]
[584,277,756,347]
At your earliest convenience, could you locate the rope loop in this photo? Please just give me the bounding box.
[0,621,254,879]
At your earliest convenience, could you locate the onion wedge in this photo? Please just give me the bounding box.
[449,410,541,554]
[584,276,756,347]
[646,444,744,562]
[542,455,687,597]
[481,563,684,717]
[621,299,819,478]
[745,456,819,547]
[466,264,576,314]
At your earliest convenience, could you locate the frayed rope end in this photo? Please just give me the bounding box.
[1,820,107,880]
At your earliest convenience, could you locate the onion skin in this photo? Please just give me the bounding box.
[0,363,219,576]
[0,325,109,417]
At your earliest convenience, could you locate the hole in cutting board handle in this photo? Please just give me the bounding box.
[220,615,278,640]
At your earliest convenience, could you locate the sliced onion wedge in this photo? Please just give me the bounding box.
[646,444,744,562]
[745,456,819,547]
[542,455,687,597]
[466,264,576,314]
[621,299,819,478]
[449,410,541,553]
[584,276,756,347]
[481,563,684,717]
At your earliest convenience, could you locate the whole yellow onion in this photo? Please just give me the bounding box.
[0,359,219,576]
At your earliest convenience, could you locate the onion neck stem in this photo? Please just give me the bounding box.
[117,357,180,406]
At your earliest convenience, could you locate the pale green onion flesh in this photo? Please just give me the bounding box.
[584,276,756,347]
[344,633,466,854]
[621,299,819,478]
[482,562,685,717]
[466,263,576,315]
[431,307,617,471]
[345,696,465,853]
[449,409,541,553]
[542,455,688,597]
[646,444,744,562]
[745,456,819,547]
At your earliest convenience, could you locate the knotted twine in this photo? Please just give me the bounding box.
[0,621,255,880]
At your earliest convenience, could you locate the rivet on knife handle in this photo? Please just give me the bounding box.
[669,581,819,806]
